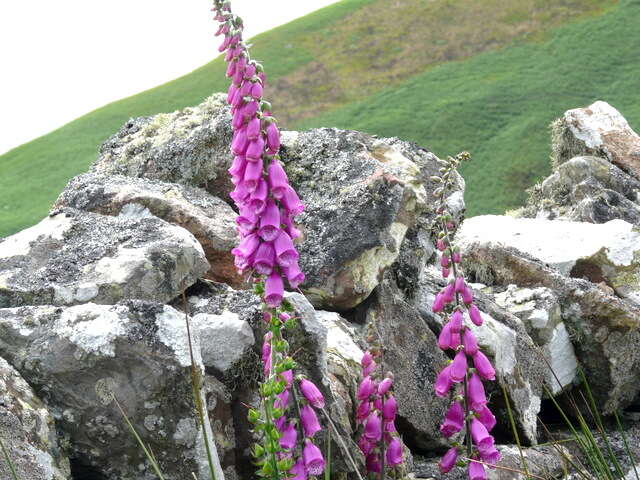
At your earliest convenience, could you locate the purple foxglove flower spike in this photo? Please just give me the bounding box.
[463,328,479,355]
[227,83,238,103]
[275,389,289,410]
[442,267,450,278]
[279,422,297,449]
[386,437,403,466]
[363,411,382,441]
[468,458,487,480]
[244,63,256,79]
[450,349,468,383]
[473,351,496,380]
[299,379,325,408]
[280,369,293,387]
[254,242,275,275]
[432,293,445,313]
[478,443,501,466]
[266,122,281,153]
[258,200,281,241]
[236,208,258,235]
[470,418,494,449]
[437,239,446,251]
[382,395,397,421]
[454,276,465,293]
[435,364,454,397]
[240,80,253,97]
[289,458,308,480]
[438,447,458,473]
[373,397,383,411]
[281,213,302,239]
[365,453,382,473]
[356,400,371,422]
[264,271,284,307]
[461,285,474,304]
[282,262,305,289]
[282,185,305,216]
[358,436,374,456]
[249,179,268,214]
[442,283,455,303]
[440,401,464,438]
[362,359,377,377]
[361,351,373,368]
[246,117,261,140]
[468,373,488,411]
[274,231,299,267]
[378,377,393,395]
[267,160,290,199]
[231,232,260,259]
[469,304,483,326]
[303,440,325,476]
[357,376,376,400]
[452,251,462,263]
[228,155,247,177]
[243,157,263,192]
[477,405,496,431]
[251,82,263,99]
[245,136,265,162]
[300,404,321,438]
[441,255,450,268]
[450,309,463,333]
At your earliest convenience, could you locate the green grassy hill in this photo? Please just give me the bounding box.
[1,0,635,237]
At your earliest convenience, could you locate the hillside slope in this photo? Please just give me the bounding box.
[0,0,624,236]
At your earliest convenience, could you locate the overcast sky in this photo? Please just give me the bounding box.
[0,0,339,155]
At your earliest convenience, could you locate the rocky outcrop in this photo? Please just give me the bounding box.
[0,208,209,308]
[458,240,640,414]
[55,173,240,286]
[551,101,640,179]
[0,357,70,480]
[0,302,228,480]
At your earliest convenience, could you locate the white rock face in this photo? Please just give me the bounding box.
[458,215,640,303]
[192,311,255,372]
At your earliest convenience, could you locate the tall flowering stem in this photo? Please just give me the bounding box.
[356,326,406,479]
[431,153,500,480]
[212,1,325,479]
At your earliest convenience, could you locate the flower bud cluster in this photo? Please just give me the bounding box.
[214,0,305,309]
[356,348,405,475]
[250,305,327,479]
[431,153,500,479]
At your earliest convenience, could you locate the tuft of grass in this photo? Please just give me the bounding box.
[0,0,624,236]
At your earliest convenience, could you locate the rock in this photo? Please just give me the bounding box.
[93,94,453,310]
[414,443,569,480]
[491,285,579,394]
[55,173,241,286]
[357,272,451,449]
[0,208,209,308]
[551,101,640,180]
[92,94,234,198]
[0,301,227,480]
[281,129,429,309]
[459,241,640,414]
[521,156,640,224]
[457,215,640,305]
[0,357,70,480]
[192,311,255,373]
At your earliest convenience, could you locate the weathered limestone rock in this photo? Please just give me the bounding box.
[0,357,70,480]
[0,208,209,308]
[0,302,228,480]
[192,311,255,373]
[491,285,579,394]
[460,242,640,414]
[551,101,640,179]
[358,272,451,449]
[281,129,429,309]
[521,156,640,224]
[92,94,234,198]
[93,94,449,310]
[55,173,240,286]
[458,215,640,305]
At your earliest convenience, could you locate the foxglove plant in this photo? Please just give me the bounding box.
[431,153,500,479]
[356,334,406,478]
[212,1,325,478]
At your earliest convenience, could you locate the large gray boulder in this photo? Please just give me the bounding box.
[459,241,640,415]
[0,302,227,480]
[458,215,640,305]
[522,155,640,224]
[0,208,209,308]
[92,94,464,310]
[0,357,70,480]
[551,101,640,180]
[55,173,241,286]
[92,94,234,198]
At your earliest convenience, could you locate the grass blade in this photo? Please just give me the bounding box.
[614,411,639,480]
[0,436,21,480]
[501,382,531,478]
[112,394,167,480]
